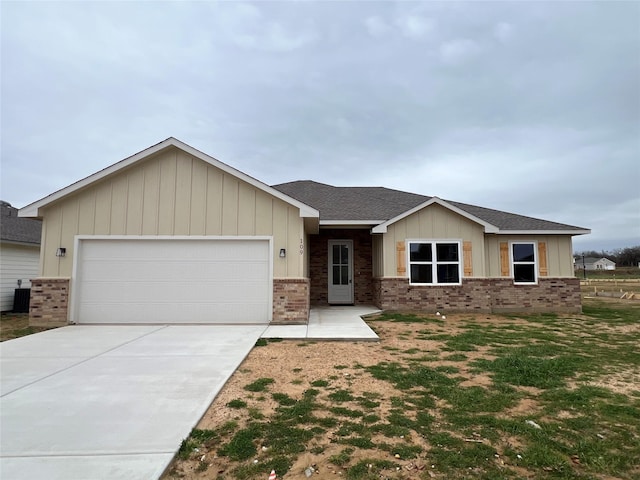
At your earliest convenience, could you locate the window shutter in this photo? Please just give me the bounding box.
[463,241,473,277]
[397,241,406,276]
[538,242,548,277]
[500,242,509,276]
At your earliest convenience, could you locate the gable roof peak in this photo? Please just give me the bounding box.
[19,138,319,220]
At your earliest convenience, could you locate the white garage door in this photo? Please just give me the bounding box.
[73,238,271,324]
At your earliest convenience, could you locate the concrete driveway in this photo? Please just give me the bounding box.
[0,324,266,480]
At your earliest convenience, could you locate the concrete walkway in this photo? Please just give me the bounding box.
[262,306,380,341]
[0,307,378,480]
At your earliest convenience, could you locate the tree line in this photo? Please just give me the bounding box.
[574,245,640,267]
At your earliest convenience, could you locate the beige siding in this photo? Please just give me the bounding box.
[39,147,305,278]
[141,160,160,234]
[158,153,176,234]
[221,176,239,234]
[238,183,256,235]
[126,168,144,234]
[381,204,486,277]
[189,160,207,235]
[205,168,223,234]
[372,235,384,277]
[41,208,63,276]
[94,183,112,234]
[110,176,128,234]
[484,235,575,277]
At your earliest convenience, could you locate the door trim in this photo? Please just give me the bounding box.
[327,239,354,305]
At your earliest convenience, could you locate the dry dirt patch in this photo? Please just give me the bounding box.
[166,315,536,479]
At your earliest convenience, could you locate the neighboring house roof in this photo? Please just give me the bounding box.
[0,201,42,245]
[577,257,615,265]
[273,181,590,235]
[19,138,319,221]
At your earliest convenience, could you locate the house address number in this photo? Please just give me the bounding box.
[300,238,304,255]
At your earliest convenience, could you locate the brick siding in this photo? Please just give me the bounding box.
[272,278,310,324]
[373,277,581,314]
[29,278,70,327]
[309,229,373,305]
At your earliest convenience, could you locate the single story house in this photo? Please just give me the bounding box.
[0,201,42,311]
[19,138,590,327]
[574,257,616,271]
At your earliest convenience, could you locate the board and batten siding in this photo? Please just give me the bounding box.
[0,244,40,311]
[372,235,384,278]
[380,203,486,278]
[484,235,575,278]
[39,147,305,279]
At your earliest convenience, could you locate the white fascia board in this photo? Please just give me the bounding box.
[19,137,319,220]
[320,220,384,226]
[371,197,499,234]
[497,229,591,235]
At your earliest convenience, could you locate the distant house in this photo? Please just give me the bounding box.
[574,257,616,271]
[0,201,42,311]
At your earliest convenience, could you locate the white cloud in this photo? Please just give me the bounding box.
[439,38,482,65]
[493,22,515,42]
[232,23,317,52]
[364,16,390,37]
[395,15,435,39]
[222,3,317,52]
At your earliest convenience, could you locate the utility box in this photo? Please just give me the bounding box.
[13,288,31,313]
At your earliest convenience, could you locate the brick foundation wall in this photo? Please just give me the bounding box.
[373,277,581,314]
[309,229,373,305]
[29,278,70,327]
[272,278,310,324]
[490,277,582,313]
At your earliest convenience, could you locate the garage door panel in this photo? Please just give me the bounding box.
[81,240,268,260]
[79,260,269,283]
[78,302,268,324]
[79,281,269,304]
[75,239,271,324]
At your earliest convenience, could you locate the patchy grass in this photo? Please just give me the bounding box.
[0,312,56,341]
[243,378,275,392]
[166,299,640,480]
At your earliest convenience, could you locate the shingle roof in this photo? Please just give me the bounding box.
[1,201,42,245]
[272,181,588,233]
[273,181,429,221]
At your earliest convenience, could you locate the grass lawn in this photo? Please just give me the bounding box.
[166,298,640,480]
[0,312,54,341]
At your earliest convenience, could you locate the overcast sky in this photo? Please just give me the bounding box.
[2,1,638,251]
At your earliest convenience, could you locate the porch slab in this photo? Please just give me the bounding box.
[262,306,380,341]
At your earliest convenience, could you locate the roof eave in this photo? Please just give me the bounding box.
[496,229,591,236]
[18,137,319,220]
[0,239,41,247]
[320,220,384,226]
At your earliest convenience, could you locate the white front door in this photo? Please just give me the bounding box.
[328,240,354,304]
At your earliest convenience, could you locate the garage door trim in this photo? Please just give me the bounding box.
[70,235,274,324]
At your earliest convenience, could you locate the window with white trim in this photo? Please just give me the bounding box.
[511,242,537,284]
[408,241,461,285]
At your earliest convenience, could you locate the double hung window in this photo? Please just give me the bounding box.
[408,241,461,285]
[512,242,537,284]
